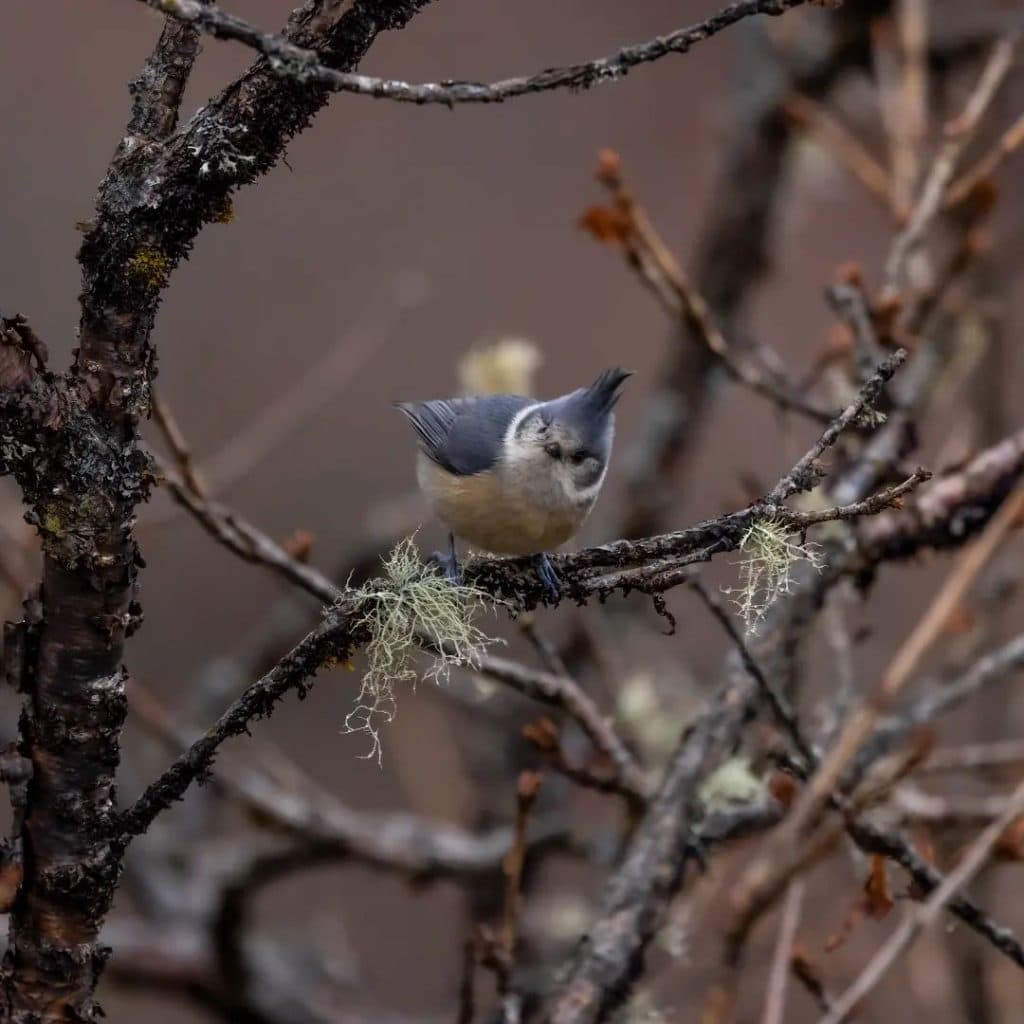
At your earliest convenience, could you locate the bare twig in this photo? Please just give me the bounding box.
[616,8,870,538]
[141,0,808,105]
[156,457,342,601]
[477,655,649,803]
[151,390,209,498]
[761,881,806,1024]
[844,818,1024,968]
[499,774,543,978]
[892,0,929,213]
[820,778,1024,1024]
[853,632,1024,777]
[126,680,568,879]
[585,151,830,423]
[767,350,906,503]
[688,580,810,763]
[885,33,1020,289]
[119,600,361,838]
[784,94,893,211]
[858,426,1024,562]
[791,950,835,1015]
[945,110,1024,208]
[826,276,886,377]
[783,478,1024,844]
[923,739,1024,775]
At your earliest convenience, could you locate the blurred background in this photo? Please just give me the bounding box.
[2,1,1024,1021]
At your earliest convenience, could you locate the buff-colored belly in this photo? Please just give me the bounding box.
[417,456,590,555]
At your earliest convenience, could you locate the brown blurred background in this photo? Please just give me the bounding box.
[2,1,1024,1021]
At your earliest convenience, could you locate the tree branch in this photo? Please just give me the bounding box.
[140,0,809,105]
[824,779,1024,1023]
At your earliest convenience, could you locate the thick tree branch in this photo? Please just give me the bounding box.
[4,4,438,1015]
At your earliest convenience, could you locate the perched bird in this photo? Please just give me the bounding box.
[395,368,631,598]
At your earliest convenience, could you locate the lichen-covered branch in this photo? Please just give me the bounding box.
[1,1,440,1016]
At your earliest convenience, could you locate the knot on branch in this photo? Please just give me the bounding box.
[14,401,155,570]
[2,316,156,568]
[1,315,63,475]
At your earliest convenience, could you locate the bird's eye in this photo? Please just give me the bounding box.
[569,451,586,466]
[544,442,562,459]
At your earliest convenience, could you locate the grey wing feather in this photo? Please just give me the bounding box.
[395,394,531,476]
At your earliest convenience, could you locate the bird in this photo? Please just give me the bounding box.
[395,367,631,599]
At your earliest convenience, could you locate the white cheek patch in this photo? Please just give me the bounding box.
[501,403,542,466]
[569,421,613,505]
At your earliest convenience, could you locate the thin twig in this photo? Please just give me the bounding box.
[782,479,1024,845]
[892,0,929,213]
[500,773,543,977]
[688,580,810,763]
[767,350,907,503]
[587,151,830,423]
[478,655,650,803]
[885,33,1020,289]
[457,937,478,1024]
[945,110,1024,208]
[923,739,1024,774]
[126,679,567,878]
[853,632,1024,782]
[846,818,1024,968]
[826,277,886,377]
[820,777,1024,1024]
[155,456,343,602]
[141,0,808,105]
[120,601,359,838]
[761,881,805,1024]
[784,94,894,212]
[151,390,209,498]
[791,950,835,1015]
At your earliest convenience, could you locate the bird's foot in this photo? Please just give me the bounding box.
[535,553,561,603]
[431,534,462,585]
[683,831,710,873]
[430,549,462,584]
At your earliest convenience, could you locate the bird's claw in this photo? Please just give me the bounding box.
[430,549,462,584]
[431,534,462,585]
[683,832,710,873]
[535,553,561,603]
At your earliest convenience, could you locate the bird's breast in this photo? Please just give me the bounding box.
[416,454,595,555]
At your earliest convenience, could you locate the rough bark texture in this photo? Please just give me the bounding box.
[1,3,433,1017]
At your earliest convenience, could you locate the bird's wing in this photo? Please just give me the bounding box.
[395,394,532,475]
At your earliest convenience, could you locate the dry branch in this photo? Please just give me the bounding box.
[140,0,809,105]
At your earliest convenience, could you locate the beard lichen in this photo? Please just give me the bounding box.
[725,517,824,635]
[341,537,502,764]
